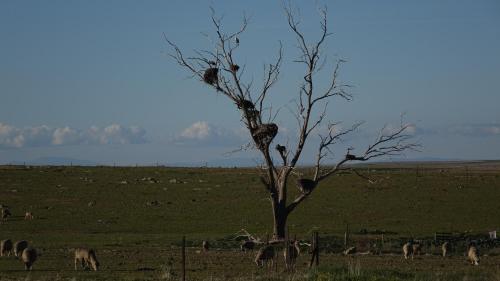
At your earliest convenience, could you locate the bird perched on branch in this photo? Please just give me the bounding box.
[230,64,240,72]
[275,144,286,155]
[345,148,363,161]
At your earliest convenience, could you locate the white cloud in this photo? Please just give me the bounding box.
[0,123,21,147]
[173,121,245,146]
[97,124,147,145]
[180,121,211,140]
[0,122,148,149]
[52,126,80,145]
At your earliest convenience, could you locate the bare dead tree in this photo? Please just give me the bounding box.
[165,4,419,240]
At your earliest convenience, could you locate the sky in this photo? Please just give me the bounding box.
[0,0,499,166]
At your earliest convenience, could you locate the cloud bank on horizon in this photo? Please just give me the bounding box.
[2,120,499,151]
[1,120,499,165]
[0,123,147,149]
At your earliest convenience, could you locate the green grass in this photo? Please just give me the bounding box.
[306,264,499,281]
[0,163,499,280]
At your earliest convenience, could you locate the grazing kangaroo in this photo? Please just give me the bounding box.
[255,245,275,268]
[21,247,37,270]
[468,245,480,266]
[402,242,413,260]
[1,239,13,256]
[74,248,100,271]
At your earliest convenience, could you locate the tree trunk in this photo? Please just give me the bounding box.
[272,201,288,240]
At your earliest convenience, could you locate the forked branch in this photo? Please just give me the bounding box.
[317,121,420,181]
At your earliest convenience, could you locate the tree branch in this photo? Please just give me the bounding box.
[313,122,364,181]
[317,120,420,181]
[257,42,283,115]
[284,4,333,171]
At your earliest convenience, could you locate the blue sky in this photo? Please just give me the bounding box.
[1,0,499,165]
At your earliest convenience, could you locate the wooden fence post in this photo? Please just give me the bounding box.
[181,236,186,281]
[315,232,319,267]
[309,232,319,268]
[465,166,469,188]
[344,223,349,248]
[284,228,290,271]
[381,234,385,253]
[415,165,419,187]
[309,232,315,268]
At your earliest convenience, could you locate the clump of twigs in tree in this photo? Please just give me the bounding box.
[237,98,261,129]
[252,123,278,149]
[203,67,219,86]
[247,109,261,128]
[236,99,254,110]
[296,178,317,194]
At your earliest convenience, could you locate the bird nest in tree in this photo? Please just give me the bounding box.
[252,123,278,148]
[236,99,260,128]
[203,68,219,85]
[296,178,316,194]
[236,99,254,110]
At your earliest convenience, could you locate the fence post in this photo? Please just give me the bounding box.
[465,166,469,188]
[315,232,319,267]
[415,165,419,187]
[344,223,349,248]
[181,236,186,281]
[284,228,290,271]
[309,232,319,268]
[309,232,315,268]
[381,234,385,253]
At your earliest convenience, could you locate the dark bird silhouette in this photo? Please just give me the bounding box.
[275,144,286,154]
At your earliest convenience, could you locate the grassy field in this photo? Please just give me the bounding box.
[0,162,499,280]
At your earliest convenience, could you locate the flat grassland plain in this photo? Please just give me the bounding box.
[1,162,499,280]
